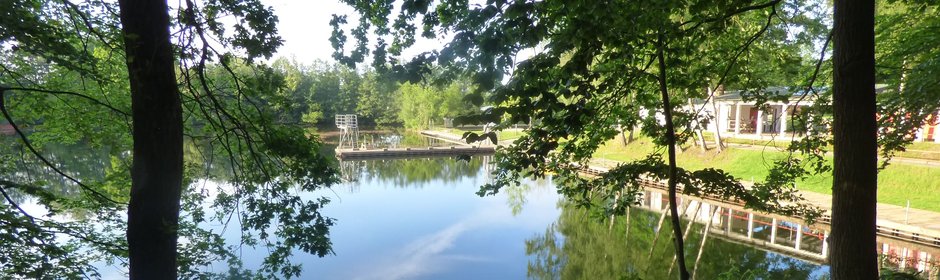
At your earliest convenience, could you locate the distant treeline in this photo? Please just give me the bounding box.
[267,57,478,128]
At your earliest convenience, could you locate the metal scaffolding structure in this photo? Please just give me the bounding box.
[335,114,359,149]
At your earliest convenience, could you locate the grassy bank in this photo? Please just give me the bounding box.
[701,131,940,161]
[593,137,940,212]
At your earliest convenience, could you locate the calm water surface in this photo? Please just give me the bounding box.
[268,157,830,279]
[301,158,559,279]
[5,138,838,279]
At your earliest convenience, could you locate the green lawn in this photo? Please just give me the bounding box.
[594,137,940,212]
[701,131,940,161]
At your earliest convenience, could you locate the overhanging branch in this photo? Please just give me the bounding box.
[0,88,124,205]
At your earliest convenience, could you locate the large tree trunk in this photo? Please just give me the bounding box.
[118,1,185,278]
[657,32,690,280]
[830,0,878,279]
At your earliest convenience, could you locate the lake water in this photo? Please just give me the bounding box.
[10,134,937,279]
[258,156,834,279]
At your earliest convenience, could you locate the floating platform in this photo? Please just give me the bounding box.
[335,146,495,160]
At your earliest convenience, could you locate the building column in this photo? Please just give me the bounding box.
[780,104,789,136]
[717,104,727,132]
[756,108,764,138]
[900,248,908,269]
[734,103,742,136]
[935,110,940,143]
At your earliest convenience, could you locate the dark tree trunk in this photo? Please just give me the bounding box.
[830,0,878,279]
[620,124,628,146]
[657,32,690,280]
[118,0,185,278]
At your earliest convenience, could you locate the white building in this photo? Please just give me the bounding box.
[691,85,939,143]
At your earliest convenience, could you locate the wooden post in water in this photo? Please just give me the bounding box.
[609,190,622,233]
[771,218,778,244]
[795,226,804,250]
[648,200,687,263]
[668,202,703,276]
[747,213,754,239]
[625,207,632,241]
[692,207,721,279]
[726,209,733,233]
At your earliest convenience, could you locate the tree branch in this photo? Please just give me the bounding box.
[0,89,124,205]
[679,0,782,33]
[656,29,691,280]
[0,86,129,116]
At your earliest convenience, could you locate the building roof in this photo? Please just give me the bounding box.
[711,84,891,102]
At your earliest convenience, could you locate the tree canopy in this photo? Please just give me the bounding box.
[1,0,338,278]
[331,0,940,278]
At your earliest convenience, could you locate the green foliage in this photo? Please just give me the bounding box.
[333,3,836,277]
[356,71,402,125]
[874,0,940,163]
[397,80,476,129]
[333,0,827,219]
[880,267,926,280]
[267,58,404,126]
[397,82,434,129]
[2,0,341,278]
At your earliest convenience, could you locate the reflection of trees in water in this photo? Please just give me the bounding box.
[526,204,823,279]
[0,138,239,204]
[0,139,117,203]
[320,130,445,149]
[338,156,487,189]
[504,176,553,216]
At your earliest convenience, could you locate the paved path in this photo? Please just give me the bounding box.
[799,191,940,239]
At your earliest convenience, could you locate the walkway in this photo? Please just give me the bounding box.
[419,130,516,147]
[801,191,940,243]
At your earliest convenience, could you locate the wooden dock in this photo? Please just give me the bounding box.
[335,146,495,160]
[419,130,482,146]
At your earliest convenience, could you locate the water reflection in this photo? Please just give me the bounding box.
[527,187,940,279]
[220,156,939,279]
[337,156,487,187]
[0,139,117,203]
[525,201,825,279]
[7,135,939,279]
[320,130,453,150]
[299,156,560,279]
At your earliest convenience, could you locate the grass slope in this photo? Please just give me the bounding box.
[594,137,940,212]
